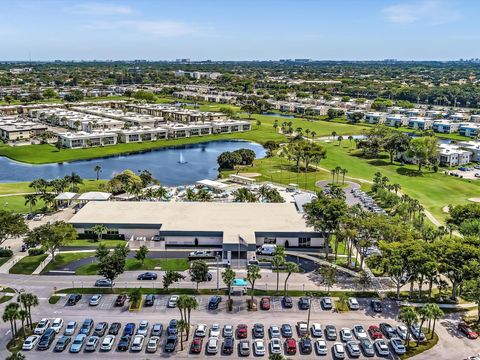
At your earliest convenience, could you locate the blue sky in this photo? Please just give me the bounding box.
[0,0,478,61]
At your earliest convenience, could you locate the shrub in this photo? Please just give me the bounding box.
[0,249,13,257]
[28,248,45,256]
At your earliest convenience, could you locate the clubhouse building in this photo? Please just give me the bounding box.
[68,201,323,262]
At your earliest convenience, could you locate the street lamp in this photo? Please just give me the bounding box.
[216,253,220,293]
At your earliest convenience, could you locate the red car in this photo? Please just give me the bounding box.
[458,323,479,339]
[368,325,383,340]
[190,338,203,353]
[260,297,271,310]
[285,338,296,354]
[237,324,248,339]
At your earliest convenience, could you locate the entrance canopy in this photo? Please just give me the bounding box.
[232,278,248,286]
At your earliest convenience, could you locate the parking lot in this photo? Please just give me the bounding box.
[20,295,411,359]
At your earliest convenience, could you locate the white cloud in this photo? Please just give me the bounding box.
[83,20,201,37]
[382,0,461,25]
[70,2,133,15]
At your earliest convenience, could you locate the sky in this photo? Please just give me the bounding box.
[0,0,479,61]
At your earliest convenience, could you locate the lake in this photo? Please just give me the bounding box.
[0,141,266,185]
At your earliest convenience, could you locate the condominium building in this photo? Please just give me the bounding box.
[438,143,472,166]
[459,122,480,137]
[432,120,460,133]
[58,131,117,148]
[0,118,48,142]
[364,112,387,124]
[407,117,433,130]
[385,115,409,127]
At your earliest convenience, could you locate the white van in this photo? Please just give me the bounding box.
[256,244,277,255]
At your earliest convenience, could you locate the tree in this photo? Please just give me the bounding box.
[3,303,19,339]
[382,132,411,164]
[428,304,444,340]
[135,245,149,265]
[233,148,256,166]
[337,135,343,146]
[162,270,185,291]
[247,265,261,308]
[24,194,38,214]
[272,254,285,294]
[18,309,28,339]
[95,243,109,261]
[91,224,107,242]
[97,244,128,287]
[222,268,236,308]
[65,172,83,191]
[128,288,142,308]
[416,305,433,347]
[6,353,26,360]
[189,260,209,291]
[407,136,438,172]
[217,151,242,169]
[42,88,57,99]
[283,262,299,295]
[240,104,258,119]
[398,307,418,350]
[319,266,336,293]
[17,293,38,330]
[463,278,480,322]
[177,319,188,351]
[0,210,28,245]
[133,90,157,102]
[184,295,198,340]
[25,221,77,261]
[232,187,258,203]
[93,165,102,180]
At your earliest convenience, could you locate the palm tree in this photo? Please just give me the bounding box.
[283,262,299,296]
[337,135,343,146]
[331,131,337,139]
[176,295,188,323]
[6,353,26,360]
[222,268,236,309]
[334,166,342,184]
[2,304,18,339]
[178,319,188,351]
[127,182,143,200]
[28,178,48,194]
[94,165,102,180]
[348,135,354,146]
[154,186,168,201]
[91,224,108,242]
[24,194,37,214]
[18,293,38,329]
[128,288,142,309]
[340,168,348,185]
[185,296,198,340]
[185,188,197,201]
[66,172,83,192]
[319,266,337,293]
[272,254,285,294]
[429,304,444,340]
[196,189,212,202]
[40,192,55,210]
[311,131,316,141]
[232,188,258,203]
[246,265,261,309]
[18,309,28,339]
[416,305,432,347]
[398,307,419,350]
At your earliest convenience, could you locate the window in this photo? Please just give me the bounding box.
[298,237,311,247]
[264,237,276,244]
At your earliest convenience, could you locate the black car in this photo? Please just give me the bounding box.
[37,328,56,350]
[370,299,383,313]
[67,294,82,305]
[300,337,312,354]
[54,336,71,352]
[108,322,121,335]
[117,335,131,351]
[298,297,310,310]
[379,322,396,339]
[223,337,234,354]
[282,296,293,308]
[208,295,222,310]
[144,294,155,306]
[281,324,293,338]
[164,335,178,352]
[167,319,178,335]
[137,272,157,280]
[93,322,108,337]
[253,323,264,338]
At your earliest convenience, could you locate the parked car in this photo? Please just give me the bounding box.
[300,337,312,354]
[333,342,346,359]
[117,335,131,351]
[368,325,383,340]
[223,324,233,338]
[151,323,163,337]
[207,336,219,354]
[310,323,322,337]
[208,295,222,310]
[379,323,396,338]
[100,334,115,351]
[93,322,108,337]
[64,321,77,336]
[89,294,102,306]
[346,341,361,357]
[458,323,479,339]
[34,318,50,335]
[146,336,160,353]
[410,324,426,342]
[189,250,210,258]
[108,322,121,335]
[94,278,113,287]
[359,338,375,357]
[396,325,409,340]
[67,294,82,305]
[281,323,293,338]
[22,335,40,350]
[239,339,250,356]
[137,320,149,336]
[348,297,360,310]
[123,323,136,336]
[321,297,333,309]
[51,318,64,333]
[285,338,297,354]
[33,213,44,221]
[260,297,270,310]
[253,323,264,338]
[79,318,94,335]
[390,337,406,355]
[298,297,310,310]
[168,295,179,308]
[282,296,293,308]
[223,337,234,354]
[114,294,127,306]
[269,325,281,338]
[131,334,145,351]
[167,319,178,335]
[253,339,266,356]
[195,324,207,337]
[353,325,368,340]
[190,337,203,353]
[137,272,157,280]
[210,323,221,338]
[370,299,383,312]
[237,324,248,338]
[325,324,338,340]
[374,339,390,356]
[297,322,308,336]
[53,335,71,352]
[84,336,100,352]
[270,338,281,354]
[340,327,353,342]
[69,334,86,353]
[315,339,328,355]
[144,294,155,306]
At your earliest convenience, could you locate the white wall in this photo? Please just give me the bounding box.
[119,228,159,240]
[165,236,223,246]
[255,236,324,247]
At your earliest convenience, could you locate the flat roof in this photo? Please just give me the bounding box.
[69,201,315,244]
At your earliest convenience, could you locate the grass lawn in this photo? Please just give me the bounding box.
[9,254,48,274]
[48,295,61,304]
[41,252,95,274]
[400,330,438,359]
[63,239,126,248]
[0,295,13,304]
[0,256,12,267]
[1,195,45,214]
[76,258,189,275]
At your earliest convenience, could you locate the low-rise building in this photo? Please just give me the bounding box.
[459,122,480,137]
[458,140,480,162]
[408,117,433,130]
[432,120,459,133]
[438,143,472,166]
[385,115,408,127]
[117,126,167,143]
[58,131,117,148]
[0,117,48,142]
[364,112,386,124]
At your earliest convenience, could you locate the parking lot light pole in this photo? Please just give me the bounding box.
[216,255,220,293]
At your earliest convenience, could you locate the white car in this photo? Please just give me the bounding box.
[146,336,160,353]
[390,337,406,355]
[22,335,40,350]
[348,297,360,310]
[89,294,102,306]
[195,324,207,337]
[51,318,64,333]
[85,336,99,351]
[210,323,220,338]
[353,325,368,340]
[189,250,209,257]
[340,327,353,342]
[131,334,145,351]
[297,322,308,336]
[223,324,233,337]
[34,318,50,335]
[137,320,149,336]
[167,295,179,308]
[374,339,390,356]
[270,338,281,354]
[207,336,219,354]
[253,339,266,356]
[333,342,346,359]
[100,335,115,351]
[32,213,44,221]
[269,325,281,338]
[396,325,409,340]
[310,323,322,337]
[315,339,328,355]
[64,321,77,336]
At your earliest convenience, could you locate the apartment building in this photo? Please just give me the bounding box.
[438,143,472,166]
[432,120,460,133]
[459,123,480,137]
[385,115,409,127]
[407,117,433,130]
[364,112,387,124]
[58,131,118,148]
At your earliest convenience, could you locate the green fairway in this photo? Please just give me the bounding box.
[41,252,96,274]
[9,254,48,274]
[76,258,190,275]
[1,195,45,214]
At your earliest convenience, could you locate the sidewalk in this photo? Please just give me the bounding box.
[0,253,29,274]
[32,254,52,275]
